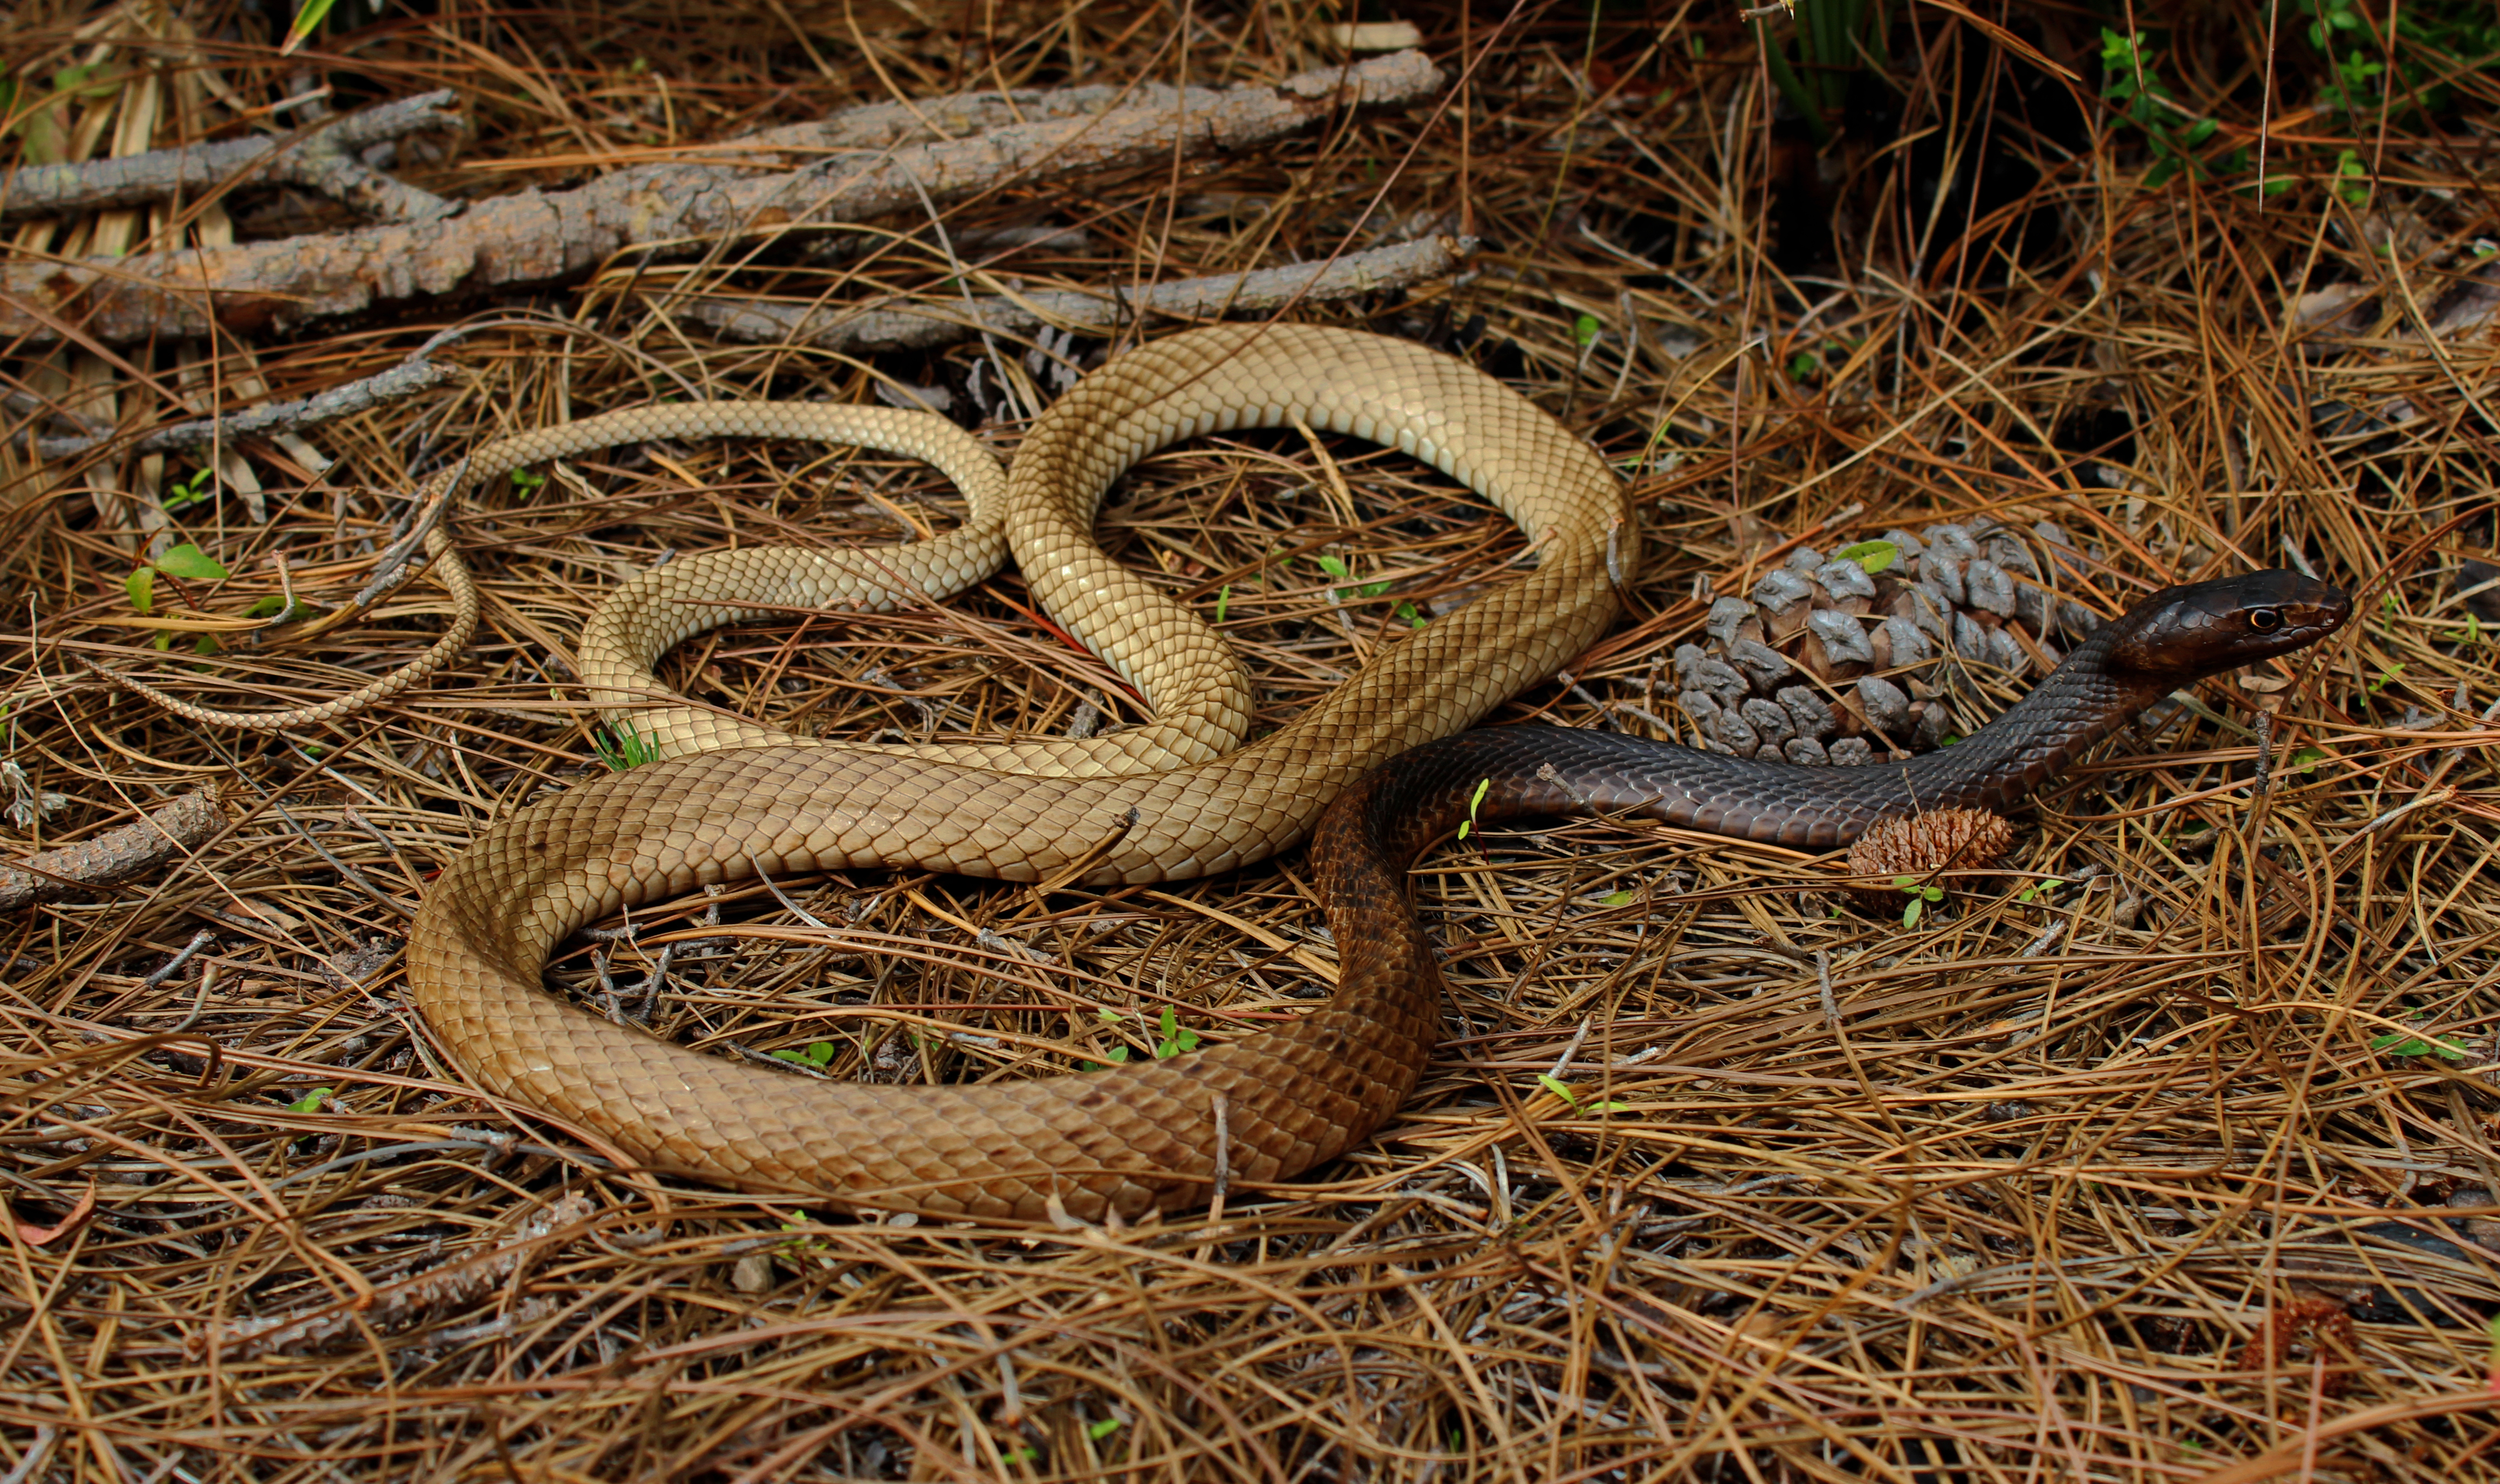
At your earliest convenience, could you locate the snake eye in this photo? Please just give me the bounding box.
[2248,608,2283,632]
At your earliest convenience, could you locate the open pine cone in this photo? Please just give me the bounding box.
[1674,520,2107,766]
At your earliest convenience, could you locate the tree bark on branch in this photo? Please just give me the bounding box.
[0,53,1440,346]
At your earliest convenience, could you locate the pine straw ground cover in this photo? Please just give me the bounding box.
[6,0,2500,1479]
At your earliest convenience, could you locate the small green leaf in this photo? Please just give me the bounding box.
[1088,1418,1123,1441]
[1002,1444,1038,1465]
[2371,1029,2467,1059]
[1833,538,1898,575]
[1600,889,1633,907]
[1393,600,1427,630]
[1903,897,1924,930]
[243,594,323,622]
[151,542,229,582]
[1214,585,1230,623]
[2288,746,2328,774]
[125,566,156,614]
[1573,313,1601,348]
[1940,733,1964,747]
[1537,1073,1576,1104]
[508,467,549,496]
[1316,554,1351,579]
[284,1086,331,1114]
[284,0,340,51]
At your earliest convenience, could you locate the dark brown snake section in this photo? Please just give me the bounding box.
[1249,569,2343,1215]
[425,570,2345,1222]
[1315,572,2345,1111]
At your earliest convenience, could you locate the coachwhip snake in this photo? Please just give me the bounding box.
[400,317,2349,1219]
[96,321,2350,1221]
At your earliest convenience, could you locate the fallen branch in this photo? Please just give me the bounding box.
[195,1193,595,1358]
[30,356,453,461]
[0,788,227,911]
[685,233,1475,351]
[1,53,1441,345]
[0,89,461,225]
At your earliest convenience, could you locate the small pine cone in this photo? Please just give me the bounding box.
[1677,521,2104,762]
[1844,807,2016,906]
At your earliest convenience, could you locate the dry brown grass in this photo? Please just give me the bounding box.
[8,1,2500,1479]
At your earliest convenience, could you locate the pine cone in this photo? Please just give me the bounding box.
[1844,808,2015,906]
[1673,520,2107,765]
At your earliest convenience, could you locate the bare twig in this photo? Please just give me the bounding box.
[30,356,453,461]
[684,234,1475,351]
[196,1194,595,1358]
[0,89,460,224]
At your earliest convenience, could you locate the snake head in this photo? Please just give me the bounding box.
[2101,568,2352,679]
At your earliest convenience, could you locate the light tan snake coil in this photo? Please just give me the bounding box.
[397,323,1627,1221]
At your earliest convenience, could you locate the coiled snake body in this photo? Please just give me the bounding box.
[403,325,2349,1222]
[410,324,1632,1220]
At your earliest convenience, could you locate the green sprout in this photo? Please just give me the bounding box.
[776,1219,829,1254]
[508,467,549,497]
[1573,313,1601,348]
[771,1039,837,1069]
[2016,877,2065,904]
[243,592,323,625]
[592,724,660,771]
[1455,778,1491,840]
[2371,1027,2468,1059]
[1088,1418,1123,1441]
[1214,585,1231,623]
[162,467,217,513]
[2100,29,2235,186]
[1537,1073,1629,1114]
[1152,1005,1198,1060]
[1895,875,1945,929]
[1315,553,1391,603]
[125,541,230,615]
[284,1086,331,1114]
[1086,1006,1197,1069]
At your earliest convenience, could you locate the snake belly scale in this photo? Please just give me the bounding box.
[410,324,1634,1222]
